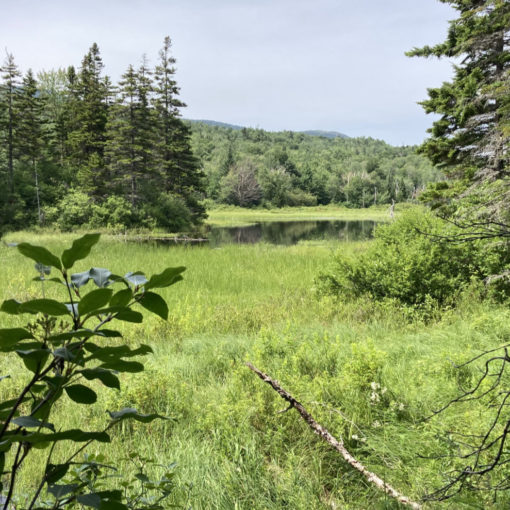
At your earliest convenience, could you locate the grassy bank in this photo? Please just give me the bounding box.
[0,233,508,508]
[205,204,396,227]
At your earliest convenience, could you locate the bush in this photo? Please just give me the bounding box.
[141,192,193,232]
[317,209,510,307]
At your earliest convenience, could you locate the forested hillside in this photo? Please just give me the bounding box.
[188,121,441,208]
[0,39,441,234]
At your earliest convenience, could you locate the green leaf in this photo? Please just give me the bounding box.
[98,501,128,510]
[90,268,112,288]
[146,267,185,290]
[71,270,91,288]
[65,384,97,404]
[53,347,77,362]
[124,272,149,287]
[1,429,110,445]
[85,343,152,360]
[115,310,143,323]
[17,243,62,271]
[108,408,169,423]
[0,328,34,351]
[139,292,168,320]
[100,360,144,373]
[48,484,78,498]
[16,349,50,373]
[78,288,113,316]
[12,416,55,431]
[61,233,101,269]
[46,463,70,484]
[77,493,102,508]
[19,299,69,316]
[48,330,96,344]
[0,299,21,315]
[35,262,51,275]
[110,288,133,308]
[80,368,120,390]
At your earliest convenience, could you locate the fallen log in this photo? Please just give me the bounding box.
[245,362,422,510]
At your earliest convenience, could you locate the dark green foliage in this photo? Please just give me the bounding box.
[317,210,510,308]
[0,39,205,233]
[0,234,183,507]
[408,0,510,221]
[188,121,441,208]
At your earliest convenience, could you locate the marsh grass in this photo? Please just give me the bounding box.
[1,232,509,508]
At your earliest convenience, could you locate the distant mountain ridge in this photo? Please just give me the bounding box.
[185,119,349,139]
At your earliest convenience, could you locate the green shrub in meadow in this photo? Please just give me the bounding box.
[317,209,510,308]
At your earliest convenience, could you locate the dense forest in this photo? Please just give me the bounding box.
[188,121,441,208]
[0,38,206,233]
[0,39,441,234]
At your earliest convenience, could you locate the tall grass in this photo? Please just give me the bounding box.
[1,232,508,508]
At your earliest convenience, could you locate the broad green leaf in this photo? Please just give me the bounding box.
[0,299,21,315]
[61,233,100,269]
[115,310,143,323]
[100,360,144,373]
[124,272,148,287]
[1,429,110,445]
[20,299,69,316]
[80,368,120,390]
[65,384,97,404]
[48,330,96,344]
[53,347,77,362]
[71,270,91,288]
[109,288,132,308]
[77,493,101,508]
[108,408,169,423]
[90,267,112,288]
[0,328,34,351]
[48,484,78,498]
[146,267,185,290]
[98,501,128,510]
[84,343,152,360]
[96,329,122,338]
[78,288,113,316]
[46,463,70,484]
[139,292,168,320]
[35,262,51,275]
[17,243,62,271]
[16,349,50,373]
[12,416,55,431]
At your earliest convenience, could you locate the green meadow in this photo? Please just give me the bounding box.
[1,218,509,509]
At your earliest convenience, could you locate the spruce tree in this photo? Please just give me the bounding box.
[0,52,21,196]
[152,37,205,222]
[17,69,45,223]
[408,0,510,220]
[66,44,109,198]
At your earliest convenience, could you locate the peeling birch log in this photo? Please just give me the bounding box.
[246,362,422,510]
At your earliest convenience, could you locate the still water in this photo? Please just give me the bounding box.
[208,220,376,246]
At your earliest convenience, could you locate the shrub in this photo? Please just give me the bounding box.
[317,209,510,307]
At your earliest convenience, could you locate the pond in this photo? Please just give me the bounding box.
[208,220,377,246]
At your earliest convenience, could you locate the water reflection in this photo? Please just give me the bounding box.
[209,220,376,246]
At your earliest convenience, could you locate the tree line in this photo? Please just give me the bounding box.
[188,121,441,209]
[0,38,205,232]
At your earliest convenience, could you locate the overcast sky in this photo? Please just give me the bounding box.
[1,0,456,145]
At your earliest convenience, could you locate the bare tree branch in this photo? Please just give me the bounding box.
[246,362,422,510]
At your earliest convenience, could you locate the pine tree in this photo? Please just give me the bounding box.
[408,0,510,220]
[152,37,205,222]
[17,69,45,223]
[0,52,21,195]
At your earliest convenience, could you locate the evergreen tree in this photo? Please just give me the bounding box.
[152,37,205,221]
[105,61,156,206]
[17,69,45,223]
[0,52,21,195]
[66,44,109,198]
[408,0,510,220]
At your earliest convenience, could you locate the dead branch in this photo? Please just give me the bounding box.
[245,362,422,509]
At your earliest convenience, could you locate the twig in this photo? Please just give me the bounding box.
[246,362,422,510]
